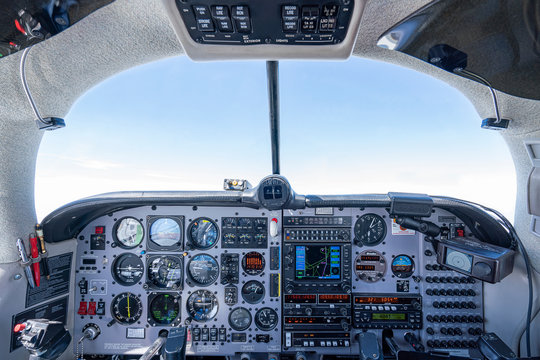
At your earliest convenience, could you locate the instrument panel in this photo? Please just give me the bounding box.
[73,205,485,357]
[74,207,282,356]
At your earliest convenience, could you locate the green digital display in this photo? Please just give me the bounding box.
[372,313,407,321]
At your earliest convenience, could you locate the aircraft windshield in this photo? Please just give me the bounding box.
[35,57,516,221]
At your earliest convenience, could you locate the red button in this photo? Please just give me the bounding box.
[77,301,87,315]
[13,323,26,332]
[88,302,96,315]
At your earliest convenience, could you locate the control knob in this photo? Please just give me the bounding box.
[81,323,101,341]
[341,282,351,294]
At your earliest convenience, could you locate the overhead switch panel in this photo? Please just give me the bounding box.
[175,0,354,45]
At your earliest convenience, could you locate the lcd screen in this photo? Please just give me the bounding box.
[295,245,341,280]
[372,313,407,321]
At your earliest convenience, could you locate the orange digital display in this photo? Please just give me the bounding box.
[360,255,380,261]
[356,265,376,271]
[319,294,351,303]
[245,254,263,269]
[285,294,317,303]
[285,317,342,324]
[355,296,400,304]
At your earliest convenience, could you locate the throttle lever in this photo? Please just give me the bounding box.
[357,332,382,360]
[162,327,187,360]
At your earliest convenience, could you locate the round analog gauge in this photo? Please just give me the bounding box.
[355,250,387,282]
[111,292,143,325]
[187,254,219,286]
[391,254,415,278]
[147,256,183,289]
[238,218,253,229]
[149,218,182,248]
[254,307,278,331]
[242,251,265,275]
[222,217,237,228]
[253,218,267,230]
[186,290,219,322]
[112,253,144,286]
[228,307,252,331]
[239,234,253,246]
[114,217,144,249]
[149,294,180,325]
[241,280,265,304]
[223,232,237,246]
[189,218,219,250]
[354,214,387,246]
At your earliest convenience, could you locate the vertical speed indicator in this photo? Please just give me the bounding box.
[354,214,387,246]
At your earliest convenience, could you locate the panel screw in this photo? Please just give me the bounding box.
[13,273,22,280]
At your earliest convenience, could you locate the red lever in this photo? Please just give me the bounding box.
[13,323,26,333]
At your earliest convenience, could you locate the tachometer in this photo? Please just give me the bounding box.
[149,293,180,325]
[242,251,265,275]
[241,280,265,304]
[354,214,387,246]
[188,218,219,249]
[112,253,144,286]
[111,292,142,325]
[114,217,144,248]
[149,217,182,248]
[147,255,183,289]
[391,254,415,278]
[228,307,252,331]
[187,254,219,286]
[254,307,278,331]
[187,290,219,322]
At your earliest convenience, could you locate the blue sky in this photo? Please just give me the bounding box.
[35,56,516,220]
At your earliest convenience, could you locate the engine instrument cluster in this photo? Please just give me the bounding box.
[73,204,485,358]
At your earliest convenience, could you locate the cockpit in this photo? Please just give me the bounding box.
[0,1,539,360]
